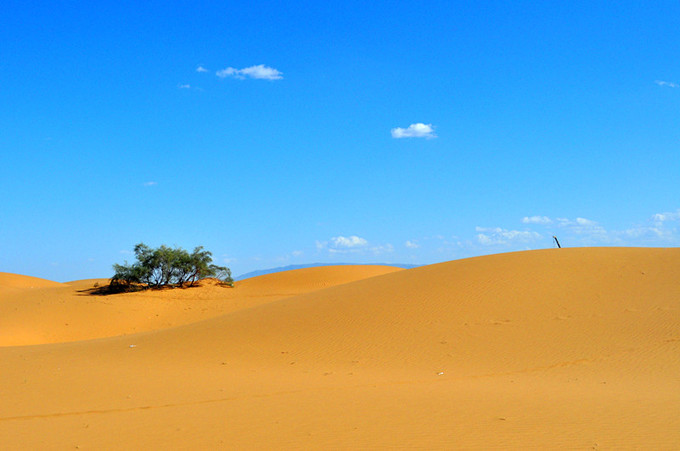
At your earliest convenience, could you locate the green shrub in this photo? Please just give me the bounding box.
[111,243,233,290]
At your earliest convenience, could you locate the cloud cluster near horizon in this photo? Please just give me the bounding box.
[479,210,680,249]
[391,123,436,139]
[216,64,283,80]
[478,216,609,247]
[256,209,680,276]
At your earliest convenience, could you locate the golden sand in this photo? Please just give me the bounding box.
[1,249,678,449]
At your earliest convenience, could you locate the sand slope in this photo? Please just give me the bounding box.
[1,248,679,449]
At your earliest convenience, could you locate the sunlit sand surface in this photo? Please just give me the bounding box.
[1,249,679,449]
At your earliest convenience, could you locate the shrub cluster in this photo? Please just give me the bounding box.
[111,243,232,290]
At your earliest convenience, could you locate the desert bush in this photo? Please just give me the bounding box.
[111,243,232,290]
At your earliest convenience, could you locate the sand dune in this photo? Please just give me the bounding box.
[1,248,679,449]
[0,265,401,347]
[0,272,64,289]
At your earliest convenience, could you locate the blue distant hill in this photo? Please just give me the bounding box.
[235,263,420,281]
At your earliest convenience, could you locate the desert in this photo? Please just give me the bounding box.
[4,1,679,448]
[1,247,678,449]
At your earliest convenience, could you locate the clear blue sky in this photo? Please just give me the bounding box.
[1,0,679,281]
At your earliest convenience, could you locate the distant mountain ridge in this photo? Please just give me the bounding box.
[235,263,420,281]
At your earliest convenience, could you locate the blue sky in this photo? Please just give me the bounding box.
[1,1,679,281]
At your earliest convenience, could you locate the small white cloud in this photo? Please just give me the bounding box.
[143,181,157,187]
[196,65,209,73]
[370,243,394,255]
[652,210,680,223]
[554,217,611,243]
[216,67,238,78]
[622,226,671,241]
[331,235,368,248]
[476,234,495,246]
[391,123,437,139]
[405,240,420,249]
[475,227,541,246]
[240,65,283,80]
[216,64,283,80]
[522,216,552,225]
[655,80,679,88]
[292,250,303,257]
[178,84,191,89]
[556,218,578,227]
[318,235,372,254]
[575,217,596,226]
[556,217,600,230]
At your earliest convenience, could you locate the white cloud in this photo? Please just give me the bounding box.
[196,66,209,73]
[555,217,603,233]
[522,216,552,225]
[475,227,541,246]
[143,181,157,186]
[556,217,593,227]
[405,240,420,249]
[317,235,386,254]
[370,243,394,255]
[652,210,680,224]
[476,234,495,246]
[619,210,680,243]
[477,209,680,250]
[292,250,303,257]
[621,226,671,240]
[331,235,368,248]
[178,84,191,89]
[575,217,596,226]
[216,64,283,80]
[216,68,238,78]
[655,80,679,88]
[546,217,613,245]
[391,123,437,139]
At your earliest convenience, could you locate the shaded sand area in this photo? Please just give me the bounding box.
[1,248,679,449]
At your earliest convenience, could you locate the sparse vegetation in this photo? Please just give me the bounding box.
[110,243,233,291]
